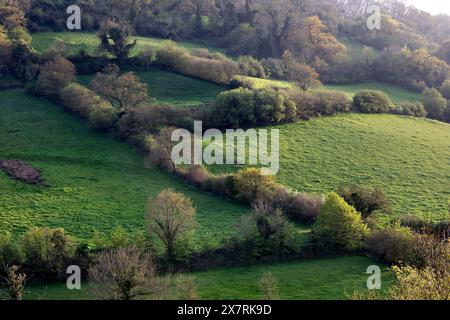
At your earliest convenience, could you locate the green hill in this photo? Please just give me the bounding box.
[238,76,420,104]
[207,114,450,223]
[77,68,224,107]
[25,256,393,300]
[0,90,249,245]
[31,32,224,57]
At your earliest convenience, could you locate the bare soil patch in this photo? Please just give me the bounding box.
[0,160,44,185]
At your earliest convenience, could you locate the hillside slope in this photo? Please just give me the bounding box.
[0,90,250,244]
[208,114,450,222]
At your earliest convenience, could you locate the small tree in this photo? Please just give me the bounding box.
[174,275,198,300]
[88,246,166,300]
[288,63,321,91]
[35,57,75,98]
[439,79,450,100]
[259,273,280,300]
[353,90,394,113]
[234,168,277,204]
[90,67,148,113]
[1,266,28,300]
[0,24,11,72]
[148,127,177,172]
[338,185,389,219]
[145,189,196,262]
[98,19,136,63]
[421,88,446,120]
[253,197,289,240]
[312,193,370,252]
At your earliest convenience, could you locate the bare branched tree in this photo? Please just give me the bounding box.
[146,189,197,262]
[88,246,168,300]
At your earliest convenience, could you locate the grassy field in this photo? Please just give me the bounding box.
[78,68,224,107]
[32,32,224,57]
[0,90,250,246]
[323,81,420,104]
[207,114,450,223]
[24,256,393,300]
[238,76,420,104]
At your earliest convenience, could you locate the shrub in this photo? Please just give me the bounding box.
[202,174,237,198]
[116,103,192,140]
[259,273,280,300]
[389,265,450,300]
[156,40,240,85]
[366,221,414,264]
[2,265,28,301]
[146,189,197,262]
[237,56,266,79]
[337,185,389,219]
[59,83,105,119]
[289,63,321,91]
[233,168,277,204]
[312,90,352,115]
[431,221,449,240]
[35,57,76,99]
[285,193,325,224]
[392,101,427,117]
[174,275,198,300]
[147,127,177,172]
[227,76,255,90]
[185,165,209,187]
[88,104,119,132]
[89,246,165,300]
[90,69,148,112]
[98,19,136,63]
[312,193,370,252]
[21,227,75,276]
[252,198,290,240]
[353,90,394,113]
[211,87,296,128]
[399,214,430,232]
[136,47,154,68]
[155,40,189,70]
[9,40,39,81]
[286,88,350,119]
[0,232,21,266]
[421,88,447,121]
[439,79,450,100]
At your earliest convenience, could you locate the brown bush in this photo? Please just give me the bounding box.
[90,69,148,112]
[35,57,75,98]
[156,41,240,85]
[233,168,277,204]
[366,222,414,264]
[59,83,106,119]
[88,104,119,132]
[202,174,237,198]
[288,193,324,224]
[338,185,389,219]
[185,165,209,187]
[147,127,177,172]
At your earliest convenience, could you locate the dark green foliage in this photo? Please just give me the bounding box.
[286,88,351,119]
[338,185,389,219]
[156,40,239,85]
[237,56,266,79]
[366,222,414,264]
[312,193,369,252]
[421,88,447,121]
[210,87,296,128]
[392,101,427,117]
[353,90,394,113]
[98,19,137,63]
